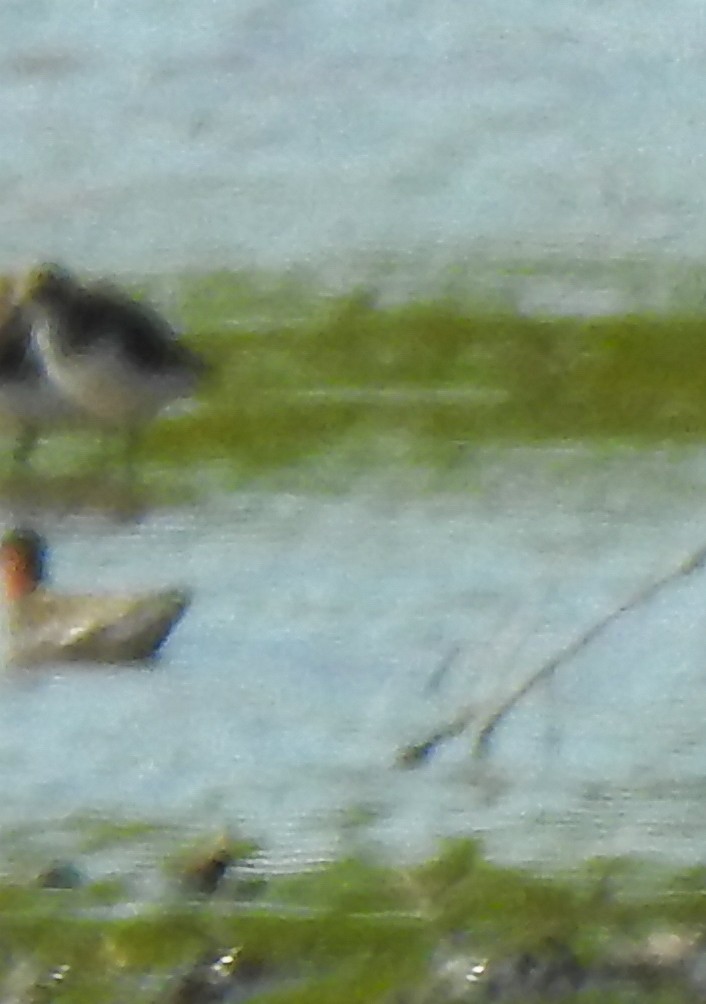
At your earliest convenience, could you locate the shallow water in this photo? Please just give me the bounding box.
[1,0,706,304]
[3,445,706,873]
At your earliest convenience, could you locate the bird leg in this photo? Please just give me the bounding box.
[12,425,38,469]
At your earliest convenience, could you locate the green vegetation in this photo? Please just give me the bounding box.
[0,826,705,1002]
[154,277,706,484]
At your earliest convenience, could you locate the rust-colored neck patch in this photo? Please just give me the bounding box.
[1,544,39,601]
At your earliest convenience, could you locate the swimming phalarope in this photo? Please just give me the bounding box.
[0,277,76,466]
[1,528,190,666]
[20,264,207,467]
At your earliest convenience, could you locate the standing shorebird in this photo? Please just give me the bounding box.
[20,264,207,473]
[0,527,190,666]
[0,276,76,467]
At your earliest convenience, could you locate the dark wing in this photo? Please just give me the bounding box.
[66,285,204,375]
[0,306,38,380]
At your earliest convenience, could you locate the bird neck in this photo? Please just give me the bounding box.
[2,547,39,601]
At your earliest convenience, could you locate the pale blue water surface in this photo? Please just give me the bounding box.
[1,447,706,872]
[0,0,705,305]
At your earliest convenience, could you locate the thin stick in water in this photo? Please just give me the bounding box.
[473,539,706,756]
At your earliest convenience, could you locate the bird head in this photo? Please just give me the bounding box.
[0,527,48,599]
[20,263,77,306]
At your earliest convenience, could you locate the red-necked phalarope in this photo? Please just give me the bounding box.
[1,527,190,666]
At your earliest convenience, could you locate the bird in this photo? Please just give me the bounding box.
[19,263,207,473]
[180,838,234,896]
[36,860,84,889]
[0,276,77,467]
[0,527,190,666]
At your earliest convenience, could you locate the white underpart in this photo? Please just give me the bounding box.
[33,317,196,426]
[0,320,77,427]
[0,371,76,426]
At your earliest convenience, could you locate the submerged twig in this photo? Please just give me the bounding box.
[397,596,544,769]
[473,539,706,756]
[396,538,706,768]
[395,703,477,768]
[423,643,462,696]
